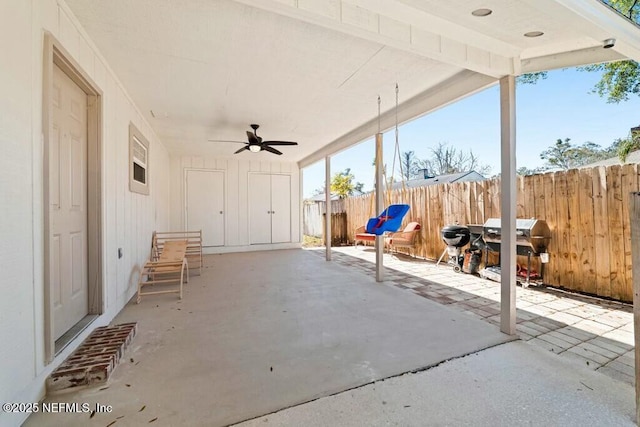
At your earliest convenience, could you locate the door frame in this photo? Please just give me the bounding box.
[42,33,103,363]
[183,168,227,247]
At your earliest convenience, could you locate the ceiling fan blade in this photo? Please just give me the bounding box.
[262,145,283,155]
[208,139,247,144]
[234,145,250,154]
[262,140,298,146]
[246,130,260,145]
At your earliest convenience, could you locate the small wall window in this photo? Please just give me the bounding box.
[129,123,150,195]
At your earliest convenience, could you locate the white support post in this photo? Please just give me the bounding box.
[499,75,517,335]
[325,156,332,261]
[375,133,384,282]
[629,192,640,426]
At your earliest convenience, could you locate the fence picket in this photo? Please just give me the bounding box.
[592,166,612,298]
[319,164,637,302]
[577,168,596,294]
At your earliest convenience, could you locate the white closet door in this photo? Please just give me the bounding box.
[249,173,272,244]
[271,174,291,243]
[186,170,225,246]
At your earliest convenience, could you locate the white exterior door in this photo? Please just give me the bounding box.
[51,64,88,340]
[249,173,272,244]
[271,174,291,243]
[186,170,225,247]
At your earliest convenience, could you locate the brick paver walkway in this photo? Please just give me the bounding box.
[309,246,635,385]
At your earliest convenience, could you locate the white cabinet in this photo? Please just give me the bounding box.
[186,169,225,246]
[249,173,291,244]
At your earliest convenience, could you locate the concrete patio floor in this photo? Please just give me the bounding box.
[319,246,635,386]
[26,249,512,427]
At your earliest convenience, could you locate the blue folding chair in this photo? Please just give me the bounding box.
[365,204,410,236]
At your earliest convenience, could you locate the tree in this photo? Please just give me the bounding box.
[539,138,610,169]
[418,142,491,176]
[617,129,640,161]
[330,168,364,198]
[519,0,640,102]
[399,151,421,180]
[517,166,547,176]
[580,60,640,103]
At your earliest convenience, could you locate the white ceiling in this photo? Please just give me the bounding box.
[64,0,639,164]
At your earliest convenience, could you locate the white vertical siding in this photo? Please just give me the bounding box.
[0,1,171,424]
[169,156,301,250]
[0,0,37,413]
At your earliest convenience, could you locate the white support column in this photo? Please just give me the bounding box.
[499,75,517,335]
[325,156,332,261]
[375,133,384,282]
[299,169,304,244]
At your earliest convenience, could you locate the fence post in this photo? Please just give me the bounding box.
[629,192,640,425]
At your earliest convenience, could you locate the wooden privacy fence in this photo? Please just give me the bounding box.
[303,199,345,237]
[344,164,640,303]
[322,212,348,245]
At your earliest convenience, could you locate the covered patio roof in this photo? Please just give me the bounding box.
[64,0,639,164]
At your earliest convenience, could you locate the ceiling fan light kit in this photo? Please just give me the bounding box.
[209,124,298,155]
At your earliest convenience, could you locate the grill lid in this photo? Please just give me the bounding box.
[482,218,551,254]
[441,225,470,248]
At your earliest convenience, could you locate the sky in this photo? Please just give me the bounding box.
[302,67,640,198]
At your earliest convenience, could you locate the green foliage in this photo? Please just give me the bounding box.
[539,138,612,169]
[618,128,640,161]
[517,166,547,176]
[330,168,363,198]
[602,0,640,20]
[580,60,640,103]
[517,72,548,85]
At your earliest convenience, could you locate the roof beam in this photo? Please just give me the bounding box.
[297,70,496,169]
[525,0,640,63]
[521,45,626,73]
[233,0,516,78]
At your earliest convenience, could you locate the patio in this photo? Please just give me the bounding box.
[320,246,636,385]
[26,248,634,426]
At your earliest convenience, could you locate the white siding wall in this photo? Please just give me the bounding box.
[0,1,170,425]
[170,156,301,251]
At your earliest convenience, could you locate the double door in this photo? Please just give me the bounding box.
[249,173,291,244]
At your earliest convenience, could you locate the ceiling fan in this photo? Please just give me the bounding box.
[208,124,298,155]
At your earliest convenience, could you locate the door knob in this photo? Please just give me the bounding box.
[219,211,223,214]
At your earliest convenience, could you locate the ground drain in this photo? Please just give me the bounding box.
[46,322,137,393]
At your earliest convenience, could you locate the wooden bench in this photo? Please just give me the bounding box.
[152,230,203,275]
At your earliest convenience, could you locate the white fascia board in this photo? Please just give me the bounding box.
[297,70,496,169]
[233,0,515,77]
[533,0,640,62]
[521,45,626,73]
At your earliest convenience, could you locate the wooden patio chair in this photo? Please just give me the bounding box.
[137,239,189,303]
[385,221,421,257]
[152,230,202,275]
